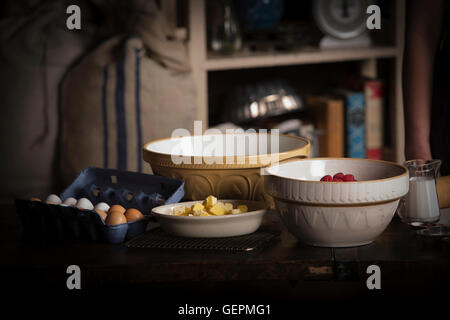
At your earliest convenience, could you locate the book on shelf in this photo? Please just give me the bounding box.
[306,95,344,158]
[364,80,384,160]
[333,90,366,159]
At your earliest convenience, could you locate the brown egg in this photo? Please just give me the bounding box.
[29,197,41,202]
[125,208,144,222]
[108,204,126,214]
[105,211,127,226]
[95,209,108,221]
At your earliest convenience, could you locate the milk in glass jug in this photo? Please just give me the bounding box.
[400,159,441,224]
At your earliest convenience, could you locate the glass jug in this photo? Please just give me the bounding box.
[399,159,441,224]
[208,0,242,54]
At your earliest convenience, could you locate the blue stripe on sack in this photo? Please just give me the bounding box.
[135,48,143,172]
[101,66,109,168]
[115,46,127,170]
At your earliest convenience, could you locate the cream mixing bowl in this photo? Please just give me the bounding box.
[143,133,310,201]
[264,158,409,247]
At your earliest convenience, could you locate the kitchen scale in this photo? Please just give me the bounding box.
[313,0,374,49]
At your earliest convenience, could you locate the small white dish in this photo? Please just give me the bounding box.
[151,200,267,238]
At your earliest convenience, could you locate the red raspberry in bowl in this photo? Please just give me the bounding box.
[320,172,356,182]
[343,174,356,182]
[321,173,357,182]
[333,172,344,180]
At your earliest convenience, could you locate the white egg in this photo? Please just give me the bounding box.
[94,202,110,212]
[45,194,62,205]
[76,198,94,210]
[62,197,77,206]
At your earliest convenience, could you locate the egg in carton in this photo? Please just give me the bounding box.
[15,167,185,244]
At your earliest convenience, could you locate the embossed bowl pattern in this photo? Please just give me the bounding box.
[275,199,398,247]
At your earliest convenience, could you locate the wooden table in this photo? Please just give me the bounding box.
[1,203,449,302]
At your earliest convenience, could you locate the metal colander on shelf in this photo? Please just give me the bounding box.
[222,80,304,124]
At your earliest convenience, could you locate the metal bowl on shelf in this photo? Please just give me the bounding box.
[222,80,304,124]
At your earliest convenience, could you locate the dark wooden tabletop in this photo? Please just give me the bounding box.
[1,203,449,300]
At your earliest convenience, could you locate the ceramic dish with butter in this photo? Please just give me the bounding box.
[151,200,267,238]
[264,158,409,247]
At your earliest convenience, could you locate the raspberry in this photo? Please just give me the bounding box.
[333,172,344,180]
[343,174,356,182]
[322,173,356,182]
[320,175,332,182]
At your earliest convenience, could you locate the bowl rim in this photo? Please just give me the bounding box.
[151,199,267,220]
[142,133,310,169]
[265,157,409,184]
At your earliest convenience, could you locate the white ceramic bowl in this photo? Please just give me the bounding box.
[151,200,267,238]
[264,158,409,247]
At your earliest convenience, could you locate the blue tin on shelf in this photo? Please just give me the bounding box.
[237,0,284,30]
[15,167,185,244]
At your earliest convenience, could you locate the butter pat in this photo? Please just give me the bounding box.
[192,209,205,216]
[224,203,233,214]
[204,195,217,208]
[237,205,248,213]
[191,202,205,212]
[209,202,226,215]
[173,206,186,216]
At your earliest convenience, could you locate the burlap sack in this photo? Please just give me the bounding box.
[59,0,197,185]
[0,0,99,200]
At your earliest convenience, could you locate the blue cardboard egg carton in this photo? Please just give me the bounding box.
[15,167,185,244]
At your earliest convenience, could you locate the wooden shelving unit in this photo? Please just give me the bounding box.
[206,46,399,71]
[186,0,406,163]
